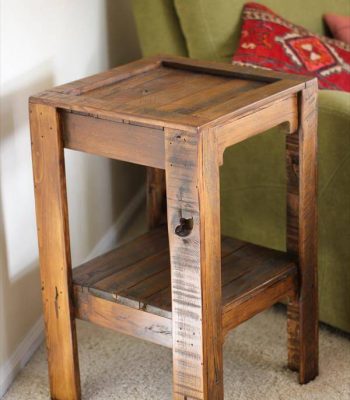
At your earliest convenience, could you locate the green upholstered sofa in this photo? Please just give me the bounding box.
[131,0,350,333]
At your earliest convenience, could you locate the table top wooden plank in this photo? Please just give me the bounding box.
[113,70,229,114]
[159,78,263,115]
[160,54,308,83]
[30,55,311,130]
[84,67,174,101]
[52,56,161,95]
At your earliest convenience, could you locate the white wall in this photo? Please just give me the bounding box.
[0,0,143,395]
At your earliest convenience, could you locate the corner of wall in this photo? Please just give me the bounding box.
[0,316,44,398]
[0,186,145,398]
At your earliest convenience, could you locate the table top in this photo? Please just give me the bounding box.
[30,55,312,131]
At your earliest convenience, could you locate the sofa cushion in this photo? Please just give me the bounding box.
[220,88,350,333]
[324,13,350,44]
[220,88,349,250]
[131,0,188,57]
[232,3,350,91]
[174,0,350,62]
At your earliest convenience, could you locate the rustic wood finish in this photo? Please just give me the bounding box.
[166,128,223,399]
[30,55,318,399]
[74,287,172,348]
[30,104,81,400]
[62,111,165,168]
[215,94,298,164]
[30,56,306,133]
[286,80,319,384]
[147,168,166,228]
[72,227,298,334]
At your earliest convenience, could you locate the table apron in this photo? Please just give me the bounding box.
[61,111,165,169]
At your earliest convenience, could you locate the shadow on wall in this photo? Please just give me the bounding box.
[0,0,145,382]
[0,194,41,365]
[66,0,146,262]
[105,0,146,247]
[1,65,53,144]
[106,0,142,67]
[0,67,54,365]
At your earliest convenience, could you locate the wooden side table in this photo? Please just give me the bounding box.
[29,55,318,400]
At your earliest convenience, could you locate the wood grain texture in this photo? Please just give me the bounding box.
[93,249,170,298]
[198,80,305,128]
[30,90,203,133]
[74,287,172,348]
[160,54,308,83]
[165,128,223,400]
[62,111,165,169]
[30,55,309,134]
[286,79,319,384]
[29,56,319,398]
[216,95,298,164]
[223,276,297,336]
[52,55,162,95]
[85,66,178,102]
[30,103,81,400]
[113,69,230,115]
[147,168,166,229]
[73,227,168,288]
[158,78,263,115]
[72,228,297,328]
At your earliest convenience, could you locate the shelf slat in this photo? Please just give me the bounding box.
[73,227,297,339]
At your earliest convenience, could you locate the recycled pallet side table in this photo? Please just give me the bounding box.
[29,55,318,400]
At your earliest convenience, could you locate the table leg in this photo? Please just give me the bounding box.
[286,80,319,384]
[165,128,223,400]
[147,167,166,229]
[30,103,81,399]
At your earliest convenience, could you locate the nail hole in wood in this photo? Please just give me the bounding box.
[175,217,193,237]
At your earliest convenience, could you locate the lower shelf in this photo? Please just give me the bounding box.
[73,226,297,344]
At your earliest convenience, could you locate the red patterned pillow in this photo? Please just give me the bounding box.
[232,3,350,92]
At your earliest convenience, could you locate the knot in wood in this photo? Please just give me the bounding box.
[175,217,193,237]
